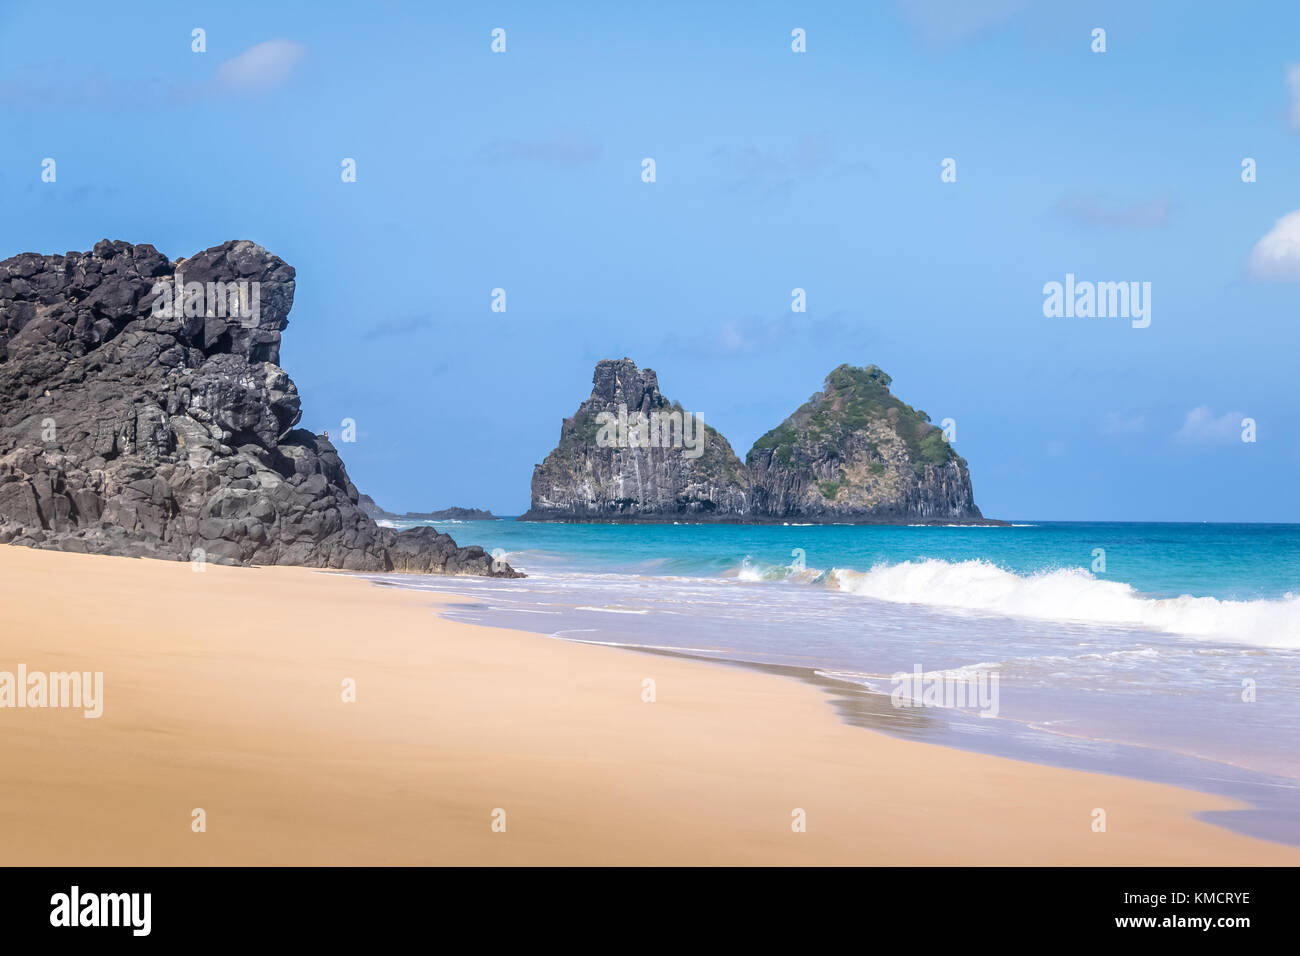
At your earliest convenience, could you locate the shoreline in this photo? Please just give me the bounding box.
[515,513,1011,526]
[579,642,1300,848]
[2,544,1296,865]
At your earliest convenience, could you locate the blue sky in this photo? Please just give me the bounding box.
[3,0,1299,520]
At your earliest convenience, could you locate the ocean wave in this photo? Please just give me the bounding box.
[737,557,827,585]
[830,559,1300,648]
[905,523,1008,528]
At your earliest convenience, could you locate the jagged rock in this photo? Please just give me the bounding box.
[0,239,521,575]
[522,358,750,521]
[747,364,995,523]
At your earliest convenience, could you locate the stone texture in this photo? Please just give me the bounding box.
[0,239,521,575]
[522,358,751,521]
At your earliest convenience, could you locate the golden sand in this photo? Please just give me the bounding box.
[0,545,1294,865]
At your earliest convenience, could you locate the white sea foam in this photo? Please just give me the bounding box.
[830,559,1300,648]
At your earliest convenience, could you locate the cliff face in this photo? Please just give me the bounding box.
[525,360,991,524]
[522,358,750,521]
[0,239,519,575]
[747,364,983,522]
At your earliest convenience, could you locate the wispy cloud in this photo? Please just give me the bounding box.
[362,313,435,341]
[893,0,1030,47]
[1056,194,1173,230]
[1174,407,1246,445]
[1247,209,1300,281]
[1100,412,1147,437]
[660,309,863,358]
[214,40,306,93]
[476,133,600,167]
[0,62,163,110]
[711,134,868,199]
[1287,64,1300,129]
[712,144,798,198]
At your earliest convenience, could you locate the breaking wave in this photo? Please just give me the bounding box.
[826,559,1300,648]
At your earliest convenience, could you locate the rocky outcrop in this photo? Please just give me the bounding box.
[524,360,997,525]
[747,364,990,523]
[522,358,750,521]
[0,239,520,575]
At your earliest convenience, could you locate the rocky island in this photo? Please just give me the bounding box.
[0,240,519,575]
[747,364,986,523]
[521,358,750,521]
[524,358,998,525]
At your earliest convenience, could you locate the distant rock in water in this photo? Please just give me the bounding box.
[405,506,498,521]
[747,364,991,524]
[524,359,997,525]
[0,239,520,575]
[522,358,750,521]
[359,498,500,522]
[356,493,387,521]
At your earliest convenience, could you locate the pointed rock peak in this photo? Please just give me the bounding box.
[524,358,749,521]
[590,358,662,409]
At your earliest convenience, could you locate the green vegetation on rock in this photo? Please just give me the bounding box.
[746,364,959,470]
[817,480,842,500]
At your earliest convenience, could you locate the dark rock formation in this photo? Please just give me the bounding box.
[524,359,998,525]
[522,358,750,521]
[0,239,521,575]
[747,364,993,523]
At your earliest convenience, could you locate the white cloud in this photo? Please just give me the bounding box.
[215,40,306,93]
[1247,210,1300,281]
[1174,407,1246,445]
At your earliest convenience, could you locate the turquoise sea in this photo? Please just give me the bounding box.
[368,519,1300,844]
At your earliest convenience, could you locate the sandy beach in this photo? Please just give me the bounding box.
[0,544,1294,866]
